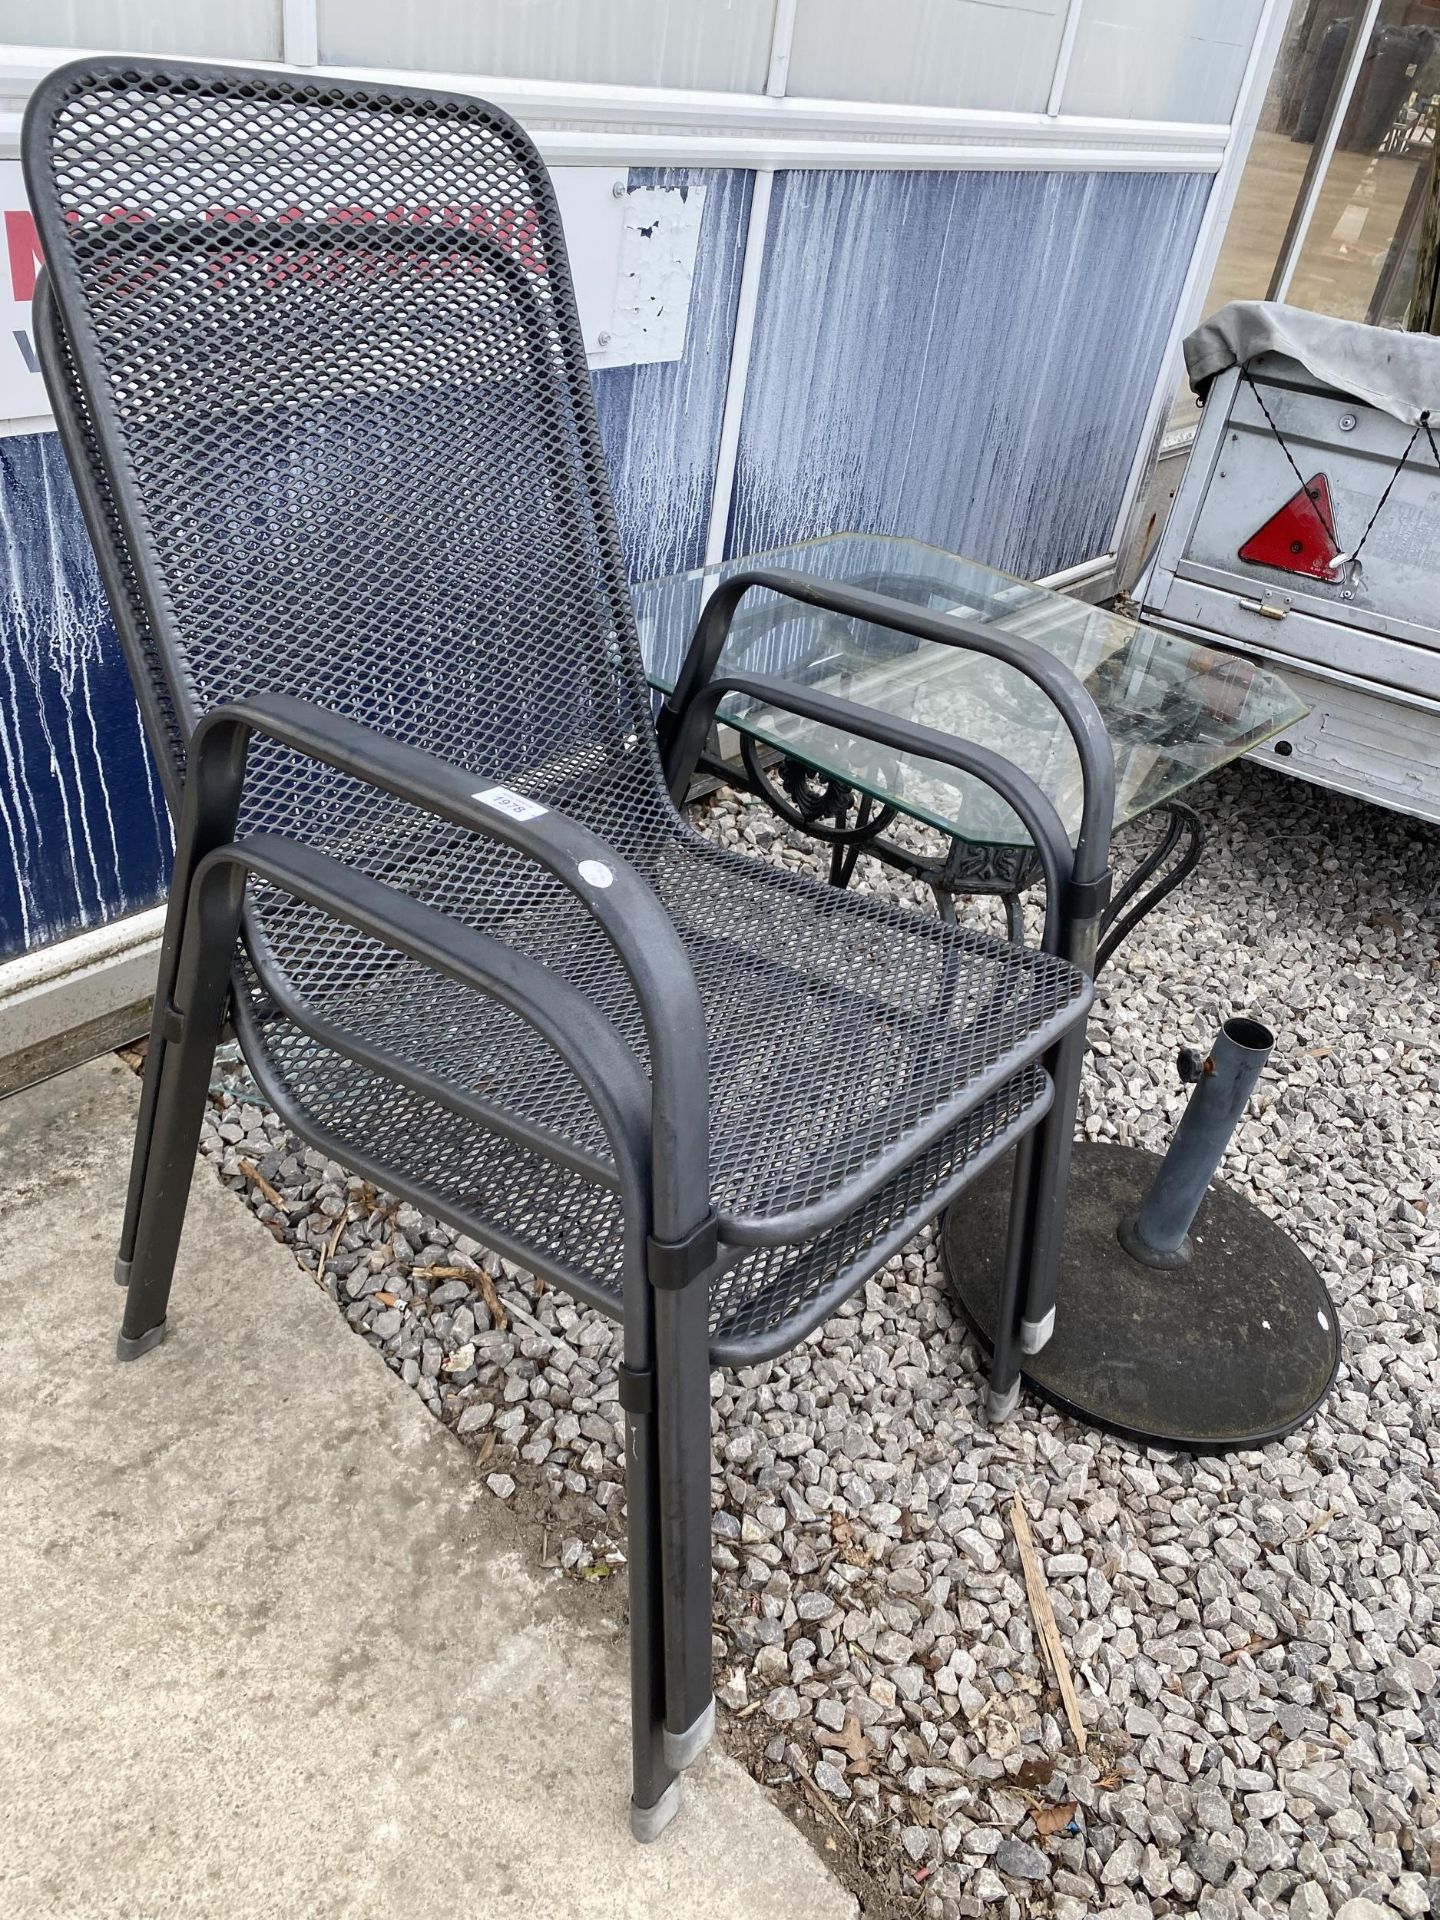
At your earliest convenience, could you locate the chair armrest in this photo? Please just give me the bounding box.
[663,670,1076,954]
[188,831,654,1198]
[657,566,1116,912]
[184,693,710,1249]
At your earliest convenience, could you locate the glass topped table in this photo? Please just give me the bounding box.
[636,534,1325,1452]
[634,532,1306,961]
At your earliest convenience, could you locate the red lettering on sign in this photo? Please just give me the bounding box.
[5,210,43,302]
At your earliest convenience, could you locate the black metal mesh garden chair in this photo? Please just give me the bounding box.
[25,60,1112,1839]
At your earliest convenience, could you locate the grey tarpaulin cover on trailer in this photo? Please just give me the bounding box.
[1184,300,1440,426]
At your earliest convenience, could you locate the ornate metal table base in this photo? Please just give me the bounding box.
[940,1143,1340,1452]
[733,739,1204,967]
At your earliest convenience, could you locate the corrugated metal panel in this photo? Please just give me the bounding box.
[726,167,1211,578]
[0,432,170,961]
[592,167,752,581]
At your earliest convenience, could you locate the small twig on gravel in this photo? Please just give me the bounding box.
[1220,1635,1286,1665]
[1011,1493,1088,1755]
[323,1209,348,1273]
[1299,1504,1341,1540]
[500,1293,583,1367]
[792,1759,854,1839]
[478,1270,510,1333]
[238,1158,291,1214]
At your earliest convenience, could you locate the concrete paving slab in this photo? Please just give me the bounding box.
[0,1058,856,1920]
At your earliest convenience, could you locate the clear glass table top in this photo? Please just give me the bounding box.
[633,532,1308,850]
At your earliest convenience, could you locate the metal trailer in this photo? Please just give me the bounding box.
[1139,347,1440,826]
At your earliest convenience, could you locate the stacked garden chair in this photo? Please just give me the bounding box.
[25,60,1113,1838]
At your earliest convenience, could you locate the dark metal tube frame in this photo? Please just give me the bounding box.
[27,46,1106,1827]
[1095,801,1204,974]
[656,568,1117,1418]
[662,669,1075,955]
[658,567,1115,921]
[200,696,713,1240]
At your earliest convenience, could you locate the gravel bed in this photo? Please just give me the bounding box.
[198,759,1439,1919]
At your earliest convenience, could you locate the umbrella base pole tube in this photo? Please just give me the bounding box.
[1121,1017,1274,1269]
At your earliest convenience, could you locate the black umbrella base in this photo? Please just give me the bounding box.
[941,1143,1340,1453]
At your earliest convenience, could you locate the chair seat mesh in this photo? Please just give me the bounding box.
[240,965,1050,1365]
[238,805,1083,1235]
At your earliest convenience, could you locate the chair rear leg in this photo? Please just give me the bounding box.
[622,1292,680,1840]
[117,724,250,1292]
[114,1015,170,1290]
[654,1280,716,1774]
[118,863,245,1360]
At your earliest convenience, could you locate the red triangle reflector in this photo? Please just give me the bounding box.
[1238,474,1340,581]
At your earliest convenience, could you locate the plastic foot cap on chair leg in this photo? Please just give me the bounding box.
[629,1779,681,1843]
[1019,1307,1055,1355]
[662,1696,715,1772]
[114,1257,132,1288]
[987,1378,1021,1423]
[116,1322,165,1362]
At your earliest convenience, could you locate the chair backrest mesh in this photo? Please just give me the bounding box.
[24,61,667,837]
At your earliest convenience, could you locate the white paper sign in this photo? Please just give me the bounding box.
[0,161,698,427]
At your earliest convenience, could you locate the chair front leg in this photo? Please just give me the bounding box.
[653,1278,716,1772]
[620,1283,680,1841]
[984,1129,1039,1422]
[1016,1024,1086,1356]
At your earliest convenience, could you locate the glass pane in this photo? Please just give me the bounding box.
[0,0,280,58]
[1171,0,1360,433]
[1284,1,1440,324]
[786,0,1068,113]
[1064,0,1265,124]
[633,533,1306,847]
[317,0,775,92]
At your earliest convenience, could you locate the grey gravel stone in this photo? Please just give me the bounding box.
[993,1838,1049,1880]
[1102,1838,1143,1887]
[813,1761,850,1801]
[1290,1886,1330,1920]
